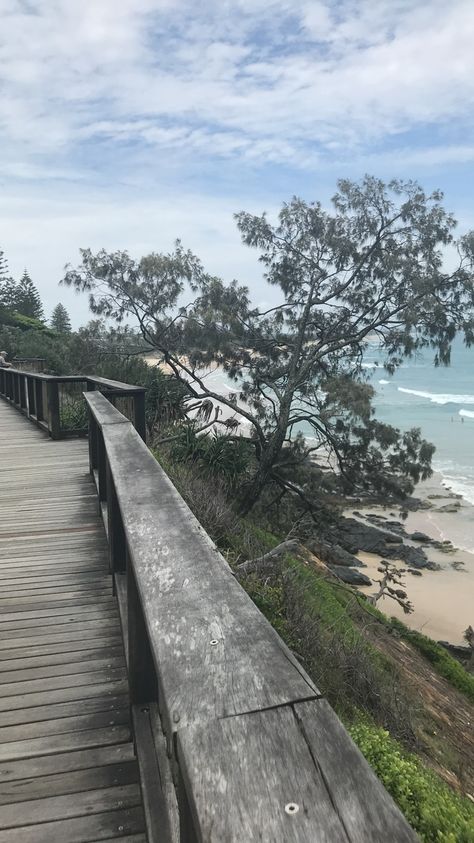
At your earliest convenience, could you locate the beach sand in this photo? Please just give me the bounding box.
[353,473,474,645]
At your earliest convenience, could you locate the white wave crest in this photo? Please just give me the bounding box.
[459,409,474,419]
[378,379,390,385]
[398,387,474,405]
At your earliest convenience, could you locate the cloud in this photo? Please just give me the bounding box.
[0,0,473,328]
[0,0,473,167]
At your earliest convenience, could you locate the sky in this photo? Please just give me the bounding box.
[1,0,474,326]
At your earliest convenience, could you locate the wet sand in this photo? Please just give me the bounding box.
[354,474,474,645]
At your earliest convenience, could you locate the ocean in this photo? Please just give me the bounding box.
[364,335,474,505]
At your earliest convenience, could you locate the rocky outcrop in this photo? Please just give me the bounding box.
[326,565,372,586]
[305,538,365,568]
[410,531,431,543]
[323,517,438,570]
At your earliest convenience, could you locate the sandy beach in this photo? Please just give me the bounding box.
[354,473,474,645]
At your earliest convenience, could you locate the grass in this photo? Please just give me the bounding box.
[349,719,474,842]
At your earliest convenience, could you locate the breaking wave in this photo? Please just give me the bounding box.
[459,409,474,419]
[398,387,474,405]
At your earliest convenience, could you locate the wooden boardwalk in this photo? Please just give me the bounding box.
[0,401,146,842]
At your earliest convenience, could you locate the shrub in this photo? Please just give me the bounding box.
[349,721,474,842]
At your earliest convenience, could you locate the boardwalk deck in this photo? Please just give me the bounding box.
[0,400,146,842]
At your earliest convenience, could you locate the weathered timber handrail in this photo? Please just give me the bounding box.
[0,367,146,441]
[12,356,46,373]
[84,389,418,843]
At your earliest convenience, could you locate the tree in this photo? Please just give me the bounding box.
[51,303,72,333]
[0,248,17,311]
[62,176,474,514]
[0,248,8,281]
[14,270,44,320]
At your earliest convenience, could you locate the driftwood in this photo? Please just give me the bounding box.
[235,540,329,578]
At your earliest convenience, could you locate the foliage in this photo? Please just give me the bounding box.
[153,451,241,548]
[62,177,474,514]
[51,303,72,333]
[169,427,252,486]
[0,247,9,280]
[16,270,44,320]
[60,391,88,431]
[349,721,474,842]
[0,308,48,333]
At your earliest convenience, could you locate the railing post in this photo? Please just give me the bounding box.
[26,376,35,418]
[97,428,107,501]
[106,462,127,575]
[88,412,98,475]
[127,557,156,705]
[134,390,147,443]
[46,380,61,439]
[19,375,27,412]
[35,378,44,421]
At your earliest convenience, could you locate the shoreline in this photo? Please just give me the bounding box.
[352,473,474,646]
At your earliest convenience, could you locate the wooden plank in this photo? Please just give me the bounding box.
[0,587,113,604]
[0,725,132,762]
[0,694,129,727]
[0,626,120,650]
[0,572,110,588]
[0,783,141,829]
[0,707,129,743]
[83,391,131,427]
[293,699,418,842]
[177,706,349,842]
[0,806,145,842]
[0,602,115,624]
[104,421,318,736]
[0,655,125,687]
[132,706,173,843]
[0,666,126,701]
[0,614,119,638]
[0,639,122,663]
[0,742,135,782]
[0,678,129,713]
[0,760,139,805]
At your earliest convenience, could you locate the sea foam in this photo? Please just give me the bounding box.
[459,409,474,419]
[398,387,474,405]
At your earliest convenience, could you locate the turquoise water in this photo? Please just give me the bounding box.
[364,336,474,504]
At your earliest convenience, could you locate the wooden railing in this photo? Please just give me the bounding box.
[84,390,418,843]
[12,356,46,373]
[0,367,146,441]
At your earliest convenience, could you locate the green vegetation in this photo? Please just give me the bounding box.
[349,721,474,842]
[50,303,72,333]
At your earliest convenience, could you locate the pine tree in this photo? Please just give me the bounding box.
[0,248,8,280]
[0,248,18,311]
[51,302,72,333]
[15,270,44,320]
